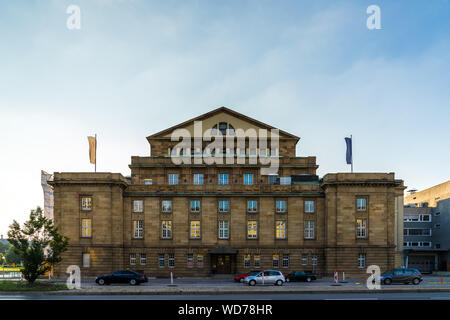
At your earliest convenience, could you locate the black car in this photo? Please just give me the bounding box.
[379,268,423,285]
[285,271,317,282]
[96,270,148,285]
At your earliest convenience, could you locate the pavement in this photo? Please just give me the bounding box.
[7,275,449,295]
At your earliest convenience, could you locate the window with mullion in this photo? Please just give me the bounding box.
[247,220,258,239]
[133,220,144,239]
[190,220,201,239]
[193,174,203,185]
[190,200,201,212]
[218,200,229,213]
[168,174,178,185]
[219,174,229,185]
[276,200,286,213]
[276,220,286,239]
[356,197,367,211]
[162,220,172,239]
[356,219,367,238]
[304,200,315,213]
[244,174,254,185]
[219,220,229,239]
[304,220,315,239]
[247,200,258,213]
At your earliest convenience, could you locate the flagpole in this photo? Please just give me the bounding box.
[95,134,97,173]
[351,134,353,173]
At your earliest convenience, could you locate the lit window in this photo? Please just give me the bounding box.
[253,255,261,268]
[130,253,136,265]
[219,200,229,213]
[247,200,258,213]
[193,174,203,185]
[357,198,367,211]
[219,221,229,239]
[244,254,251,268]
[82,253,90,268]
[140,253,146,265]
[276,221,286,239]
[168,174,178,185]
[190,221,201,239]
[244,174,254,185]
[304,221,315,239]
[133,220,144,239]
[304,200,315,213]
[273,254,279,268]
[276,200,286,213]
[219,174,229,185]
[133,200,143,213]
[81,219,92,238]
[162,200,172,212]
[358,254,366,268]
[162,220,172,239]
[356,219,367,238]
[81,196,92,211]
[190,200,201,212]
[247,220,258,239]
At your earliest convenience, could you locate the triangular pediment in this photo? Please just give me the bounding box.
[147,106,299,141]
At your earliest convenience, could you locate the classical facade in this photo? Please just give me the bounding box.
[49,107,405,277]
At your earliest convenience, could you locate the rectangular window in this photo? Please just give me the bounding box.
[357,198,367,211]
[168,174,178,185]
[276,200,286,213]
[356,219,367,238]
[190,200,201,212]
[304,200,315,213]
[269,175,278,185]
[358,254,366,268]
[244,254,251,268]
[197,254,204,268]
[420,214,431,222]
[247,220,258,239]
[133,200,143,213]
[276,220,287,239]
[130,253,136,265]
[301,254,308,265]
[187,254,194,268]
[247,200,258,213]
[162,200,172,212]
[140,253,147,265]
[304,220,315,239]
[282,255,290,268]
[82,253,90,268]
[158,254,165,268]
[219,220,229,239]
[279,177,291,185]
[244,174,254,185]
[133,220,144,239]
[219,174,229,185]
[144,179,152,185]
[162,220,172,239]
[190,220,201,239]
[81,196,92,211]
[253,255,261,268]
[273,254,279,268]
[312,255,318,266]
[168,253,175,268]
[218,200,229,213]
[193,174,203,185]
[81,219,92,238]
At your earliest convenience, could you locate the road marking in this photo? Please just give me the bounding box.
[325,298,378,300]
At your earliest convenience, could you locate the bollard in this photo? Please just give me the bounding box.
[262,270,265,285]
[170,268,173,285]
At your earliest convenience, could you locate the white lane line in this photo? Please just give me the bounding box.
[325,298,379,300]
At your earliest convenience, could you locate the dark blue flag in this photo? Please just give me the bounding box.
[345,137,352,164]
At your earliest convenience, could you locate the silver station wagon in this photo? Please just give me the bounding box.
[244,270,285,286]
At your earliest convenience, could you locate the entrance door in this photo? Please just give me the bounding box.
[212,255,232,274]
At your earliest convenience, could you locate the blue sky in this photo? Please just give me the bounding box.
[0,0,449,235]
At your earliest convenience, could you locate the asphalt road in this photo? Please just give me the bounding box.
[1,292,450,300]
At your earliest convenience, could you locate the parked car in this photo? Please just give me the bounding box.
[244,270,285,286]
[379,268,423,285]
[285,271,317,282]
[96,270,148,285]
[234,271,261,282]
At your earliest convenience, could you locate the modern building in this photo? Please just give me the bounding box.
[48,107,405,277]
[403,198,450,272]
[404,180,450,208]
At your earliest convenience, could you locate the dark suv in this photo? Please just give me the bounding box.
[380,268,423,285]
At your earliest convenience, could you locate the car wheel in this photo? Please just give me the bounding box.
[130,279,137,285]
[98,279,105,285]
[384,278,392,285]
[239,278,244,283]
[249,280,256,286]
[412,278,420,285]
[275,280,283,286]
[306,277,312,282]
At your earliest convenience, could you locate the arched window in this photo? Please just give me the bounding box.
[219,122,228,135]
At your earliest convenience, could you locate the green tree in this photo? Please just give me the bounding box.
[5,246,21,265]
[7,207,69,284]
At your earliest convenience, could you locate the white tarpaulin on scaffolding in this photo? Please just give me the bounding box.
[41,170,54,220]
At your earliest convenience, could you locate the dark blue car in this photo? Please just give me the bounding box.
[96,270,148,285]
[380,268,423,285]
